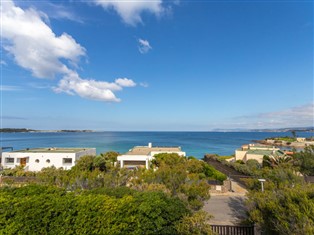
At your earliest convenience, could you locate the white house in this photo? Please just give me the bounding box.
[296,137,306,142]
[235,144,284,163]
[1,147,96,171]
[117,143,186,169]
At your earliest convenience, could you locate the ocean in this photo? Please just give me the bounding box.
[1,132,313,158]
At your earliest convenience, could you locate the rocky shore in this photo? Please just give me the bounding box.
[253,138,314,148]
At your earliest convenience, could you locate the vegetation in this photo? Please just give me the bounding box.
[175,211,214,235]
[293,145,314,176]
[0,185,189,235]
[205,147,314,234]
[262,154,293,168]
[291,130,297,138]
[247,182,314,235]
[4,145,314,234]
[273,136,296,142]
[0,128,34,132]
[0,128,92,133]
[217,155,234,160]
[0,152,222,234]
[134,153,226,210]
[242,145,314,234]
[204,154,259,176]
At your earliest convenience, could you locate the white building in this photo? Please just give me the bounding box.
[1,147,96,171]
[235,144,283,163]
[117,143,186,169]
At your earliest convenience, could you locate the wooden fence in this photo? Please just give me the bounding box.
[211,225,255,235]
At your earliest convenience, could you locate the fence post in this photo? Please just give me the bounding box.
[228,173,233,192]
[254,224,261,235]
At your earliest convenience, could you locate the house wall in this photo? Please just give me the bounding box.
[235,150,246,161]
[250,146,279,151]
[117,151,186,169]
[117,155,152,168]
[2,149,96,171]
[245,153,264,163]
[296,138,306,142]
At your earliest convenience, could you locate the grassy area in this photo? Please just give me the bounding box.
[275,137,296,142]
[217,156,234,160]
[265,136,296,142]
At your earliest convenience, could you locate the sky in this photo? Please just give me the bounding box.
[1,0,313,131]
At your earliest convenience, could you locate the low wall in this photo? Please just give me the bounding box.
[209,180,231,193]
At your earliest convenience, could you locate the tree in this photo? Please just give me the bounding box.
[180,179,211,211]
[93,155,107,171]
[72,155,96,172]
[247,184,314,235]
[0,185,189,235]
[246,159,261,171]
[155,164,187,196]
[294,145,314,175]
[135,154,214,210]
[291,130,297,139]
[262,154,293,169]
[175,211,214,235]
[100,151,119,163]
[152,153,186,168]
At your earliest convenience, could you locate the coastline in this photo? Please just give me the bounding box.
[0,128,94,133]
[253,139,314,148]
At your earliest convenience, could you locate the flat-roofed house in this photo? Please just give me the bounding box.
[117,143,186,169]
[235,144,284,163]
[1,147,96,171]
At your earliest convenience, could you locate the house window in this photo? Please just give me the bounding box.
[5,158,14,164]
[35,159,40,163]
[63,158,72,164]
[46,159,50,163]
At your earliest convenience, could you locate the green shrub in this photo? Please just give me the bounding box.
[0,185,189,235]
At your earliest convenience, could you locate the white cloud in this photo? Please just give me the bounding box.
[1,0,136,102]
[138,39,152,54]
[92,0,164,26]
[0,60,7,65]
[28,83,51,89]
[140,82,149,88]
[1,0,85,79]
[232,103,314,129]
[53,72,136,102]
[260,103,314,120]
[0,85,21,91]
[115,78,136,87]
[41,2,83,23]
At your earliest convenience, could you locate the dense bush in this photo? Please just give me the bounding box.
[0,185,189,235]
[247,184,314,235]
[0,152,219,233]
[214,156,256,176]
[294,145,314,176]
[147,154,216,210]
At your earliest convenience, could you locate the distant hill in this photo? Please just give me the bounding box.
[249,127,314,132]
[0,128,34,133]
[0,128,94,133]
[210,127,314,132]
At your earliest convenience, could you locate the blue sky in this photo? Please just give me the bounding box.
[1,0,313,131]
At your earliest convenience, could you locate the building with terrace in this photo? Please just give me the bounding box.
[1,147,96,171]
[117,143,186,169]
[235,144,284,163]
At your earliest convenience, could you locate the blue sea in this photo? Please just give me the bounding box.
[1,132,313,158]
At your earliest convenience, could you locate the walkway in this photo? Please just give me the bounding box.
[203,193,248,225]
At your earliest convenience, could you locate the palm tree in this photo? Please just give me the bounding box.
[263,153,293,168]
